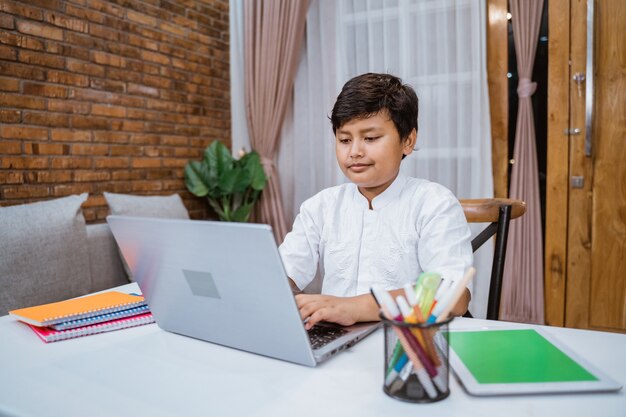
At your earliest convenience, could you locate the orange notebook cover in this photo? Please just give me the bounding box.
[9,291,146,327]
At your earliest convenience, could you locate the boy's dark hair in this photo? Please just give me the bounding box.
[330,73,418,141]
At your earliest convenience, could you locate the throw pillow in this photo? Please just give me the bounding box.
[0,193,92,315]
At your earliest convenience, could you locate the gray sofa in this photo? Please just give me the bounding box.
[0,192,190,315]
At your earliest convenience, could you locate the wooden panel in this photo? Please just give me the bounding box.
[487,0,508,199]
[544,0,571,326]
[565,0,593,329]
[589,0,626,330]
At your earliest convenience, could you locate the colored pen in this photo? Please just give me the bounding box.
[428,267,476,324]
[417,272,442,317]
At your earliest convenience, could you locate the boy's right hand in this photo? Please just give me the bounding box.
[295,293,380,330]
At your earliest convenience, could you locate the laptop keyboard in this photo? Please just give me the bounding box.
[307,325,349,350]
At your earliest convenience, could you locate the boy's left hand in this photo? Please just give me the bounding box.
[295,294,364,330]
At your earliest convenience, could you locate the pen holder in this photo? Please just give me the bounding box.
[381,315,453,403]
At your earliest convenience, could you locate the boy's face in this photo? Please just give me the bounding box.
[335,111,416,201]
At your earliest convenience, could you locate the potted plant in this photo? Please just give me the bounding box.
[184,141,267,222]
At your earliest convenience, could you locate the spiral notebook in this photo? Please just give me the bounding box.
[9,291,146,327]
[27,312,155,343]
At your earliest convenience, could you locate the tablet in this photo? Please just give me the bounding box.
[448,327,622,396]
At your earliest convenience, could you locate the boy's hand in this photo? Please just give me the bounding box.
[295,294,370,330]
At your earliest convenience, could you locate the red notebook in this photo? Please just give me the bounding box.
[27,312,155,343]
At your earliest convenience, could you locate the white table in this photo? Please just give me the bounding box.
[1,283,625,417]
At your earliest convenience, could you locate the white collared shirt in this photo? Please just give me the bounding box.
[279,174,473,296]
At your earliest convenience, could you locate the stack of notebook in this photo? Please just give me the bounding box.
[9,291,155,343]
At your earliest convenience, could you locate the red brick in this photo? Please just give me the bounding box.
[3,185,50,199]
[48,99,90,114]
[66,59,105,77]
[23,82,68,98]
[0,61,45,80]
[0,31,45,51]
[0,125,47,140]
[131,158,161,168]
[24,143,70,155]
[85,0,124,18]
[18,50,65,69]
[71,115,109,130]
[0,77,19,92]
[89,78,125,93]
[107,67,142,83]
[0,156,48,169]
[44,11,89,32]
[162,158,187,168]
[16,21,63,41]
[128,83,159,97]
[50,157,92,169]
[121,121,145,132]
[160,135,188,146]
[52,183,92,196]
[92,51,125,67]
[162,179,185,190]
[26,170,72,183]
[0,109,21,123]
[93,131,129,144]
[145,169,174,180]
[0,44,17,60]
[127,10,157,26]
[132,180,162,192]
[51,129,91,142]
[143,146,159,157]
[46,70,89,87]
[71,143,108,156]
[0,140,21,154]
[89,23,120,42]
[130,134,159,145]
[94,157,129,169]
[0,2,43,21]
[23,111,70,127]
[109,145,142,156]
[127,33,158,51]
[140,50,170,65]
[91,104,125,117]
[0,171,24,184]
[45,42,90,61]
[73,170,111,182]
[64,4,105,24]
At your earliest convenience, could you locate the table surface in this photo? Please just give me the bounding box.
[1,283,625,417]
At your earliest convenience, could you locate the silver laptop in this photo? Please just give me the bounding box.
[107,215,379,367]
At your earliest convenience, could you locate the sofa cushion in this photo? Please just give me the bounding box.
[103,192,190,219]
[86,223,129,292]
[0,193,92,315]
[103,192,190,280]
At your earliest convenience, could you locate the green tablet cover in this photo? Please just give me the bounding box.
[449,329,597,384]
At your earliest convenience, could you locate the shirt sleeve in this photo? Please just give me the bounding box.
[417,184,473,288]
[278,196,323,291]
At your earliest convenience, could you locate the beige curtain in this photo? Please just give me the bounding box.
[243,0,308,243]
[500,0,545,324]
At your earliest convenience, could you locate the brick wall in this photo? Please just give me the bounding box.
[0,0,230,221]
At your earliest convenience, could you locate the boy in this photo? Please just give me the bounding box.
[279,73,473,330]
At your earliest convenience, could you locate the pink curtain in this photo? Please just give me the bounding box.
[500,0,545,324]
[243,0,308,244]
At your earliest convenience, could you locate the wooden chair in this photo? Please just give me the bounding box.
[460,198,526,320]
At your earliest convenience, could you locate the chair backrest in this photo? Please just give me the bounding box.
[460,198,526,320]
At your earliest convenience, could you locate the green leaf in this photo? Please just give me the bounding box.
[204,141,233,189]
[219,169,249,194]
[242,151,267,190]
[184,161,210,197]
[231,202,254,222]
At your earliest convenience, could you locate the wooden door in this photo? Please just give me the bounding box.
[545,0,626,332]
